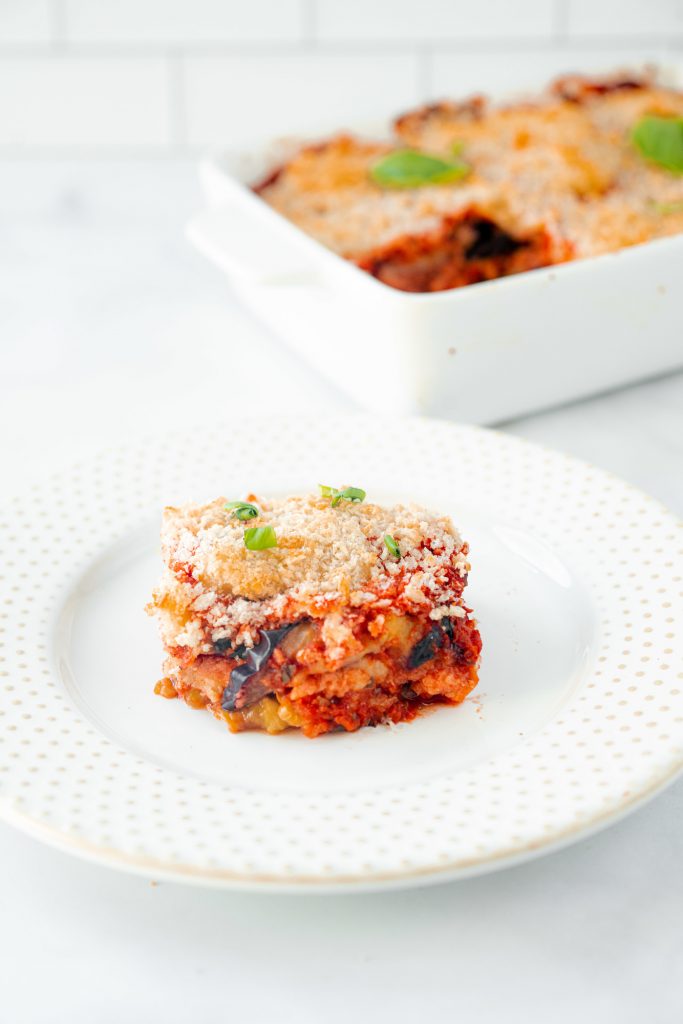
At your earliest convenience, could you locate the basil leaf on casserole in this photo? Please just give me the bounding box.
[651,200,683,215]
[371,149,469,189]
[632,116,683,174]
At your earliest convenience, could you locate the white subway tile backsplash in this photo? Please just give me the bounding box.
[0,0,681,153]
[566,0,682,37]
[0,0,52,43]
[316,0,556,42]
[0,58,170,147]
[183,52,421,147]
[430,46,676,99]
[64,0,306,45]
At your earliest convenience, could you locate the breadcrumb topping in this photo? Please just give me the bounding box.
[257,73,683,265]
[150,493,471,653]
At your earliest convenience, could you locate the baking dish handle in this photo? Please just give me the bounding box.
[187,207,321,288]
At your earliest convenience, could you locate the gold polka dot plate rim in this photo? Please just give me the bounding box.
[0,416,680,891]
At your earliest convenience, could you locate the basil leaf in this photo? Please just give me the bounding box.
[225,501,259,521]
[321,485,366,507]
[338,486,366,503]
[371,149,469,189]
[330,486,366,507]
[384,534,401,559]
[652,200,683,215]
[632,116,683,174]
[235,507,258,521]
[244,525,277,551]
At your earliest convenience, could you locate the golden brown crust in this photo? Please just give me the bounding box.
[255,71,683,292]
[150,493,470,652]
[549,70,655,103]
[393,94,487,140]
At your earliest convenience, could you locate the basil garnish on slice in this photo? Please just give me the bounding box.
[319,484,366,508]
[331,486,366,507]
[371,149,469,189]
[244,525,278,550]
[225,500,259,521]
[384,534,401,559]
[632,116,683,174]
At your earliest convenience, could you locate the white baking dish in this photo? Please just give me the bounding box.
[188,144,683,423]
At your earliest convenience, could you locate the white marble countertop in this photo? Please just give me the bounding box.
[1,160,682,1024]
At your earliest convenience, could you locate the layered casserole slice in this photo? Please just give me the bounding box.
[255,72,683,292]
[148,490,482,737]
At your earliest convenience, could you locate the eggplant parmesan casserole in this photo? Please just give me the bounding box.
[148,489,482,737]
[255,71,683,293]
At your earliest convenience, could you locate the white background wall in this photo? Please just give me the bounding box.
[0,0,681,153]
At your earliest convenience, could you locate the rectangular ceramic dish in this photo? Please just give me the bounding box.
[188,139,683,423]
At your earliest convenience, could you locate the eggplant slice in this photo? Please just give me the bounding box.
[407,624,445,669]
[221,624,297,711]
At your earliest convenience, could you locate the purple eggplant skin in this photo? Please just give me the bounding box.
[407,625,444,670]
[407,616,468,671]
[213,637,248,659]
[225,674,273,712]
[465,218,524,261]
[440,616,466,661]
[221,624,297,712]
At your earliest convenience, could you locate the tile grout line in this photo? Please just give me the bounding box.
[0,37,680,59]
[553,0,570,46]
[417,46,433,101]
[49,0,66,48]
[302,0,317,45]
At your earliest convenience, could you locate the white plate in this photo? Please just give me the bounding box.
[0,417,681,891]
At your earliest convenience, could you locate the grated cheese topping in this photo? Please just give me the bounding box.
[150,493,471,652]
[257,74,683,264]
